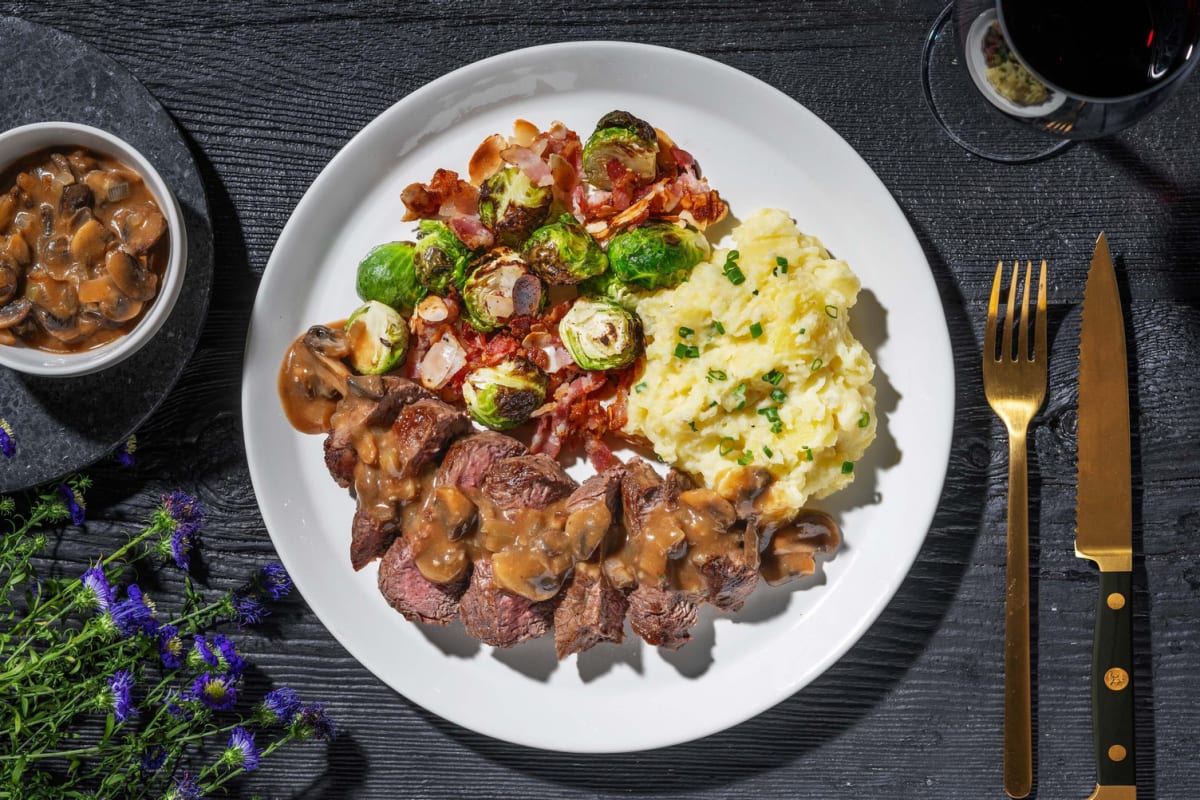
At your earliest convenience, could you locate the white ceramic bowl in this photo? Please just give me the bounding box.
[0,121,187,377]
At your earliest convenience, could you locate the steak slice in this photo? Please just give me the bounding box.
[324,376,432,487]
[480,453,577,511]
[350,507,400,572]
[566,464,625,516]
[458,557,554,648]
[564,465,625,561]
[553,563,628,659]
[696,547,758,612]
[377,537,467,625]
[390,398,472,478]
[627,584,699,651]
[437,431,528,490]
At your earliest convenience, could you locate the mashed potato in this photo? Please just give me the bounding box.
[623,208,876,515]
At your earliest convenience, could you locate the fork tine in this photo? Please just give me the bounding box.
[1035,259,1047,364]
[985,260,1003,362]
[1002,260,1019,361]
[1018,260,1032,360]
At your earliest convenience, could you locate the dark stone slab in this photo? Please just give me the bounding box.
[0,16,213,492]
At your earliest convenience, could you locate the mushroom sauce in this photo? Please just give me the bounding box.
[0,147,168,352]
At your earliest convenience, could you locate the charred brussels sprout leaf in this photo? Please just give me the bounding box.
[523,214,608,285]
[606,222,710,290]
[345,300,409,375]
[355,241,424,315]
[462,356,548,430]
[582,110,659,190]
[462,248,546,332]
[414,220,474,294]
[558,297,642,371]
[478,166,552,247]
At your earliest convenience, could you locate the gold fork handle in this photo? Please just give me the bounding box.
[1004,425,1033,799]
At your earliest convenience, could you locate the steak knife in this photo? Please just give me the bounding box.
[1076,233,1136,800]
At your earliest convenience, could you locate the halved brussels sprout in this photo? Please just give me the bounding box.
[558,297,642,371]
[607,222,710,290]
[582,110,659,190]
[578,268,643,311]
[462,248,546,332]
[478,166,552,247]
[523,214,608,285]
[414,220,474,294]
[461,356,548,430]
[345,300,409,375]
[356,241,425,314]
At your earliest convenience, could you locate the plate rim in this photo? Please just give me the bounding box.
[243,39,956,752]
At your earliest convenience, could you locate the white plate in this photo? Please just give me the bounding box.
[243,41,954,753]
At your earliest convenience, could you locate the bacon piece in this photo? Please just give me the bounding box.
[501,145,554,187]
[585,438,621,473]
[401,168,478,222]
[447,215,493,250]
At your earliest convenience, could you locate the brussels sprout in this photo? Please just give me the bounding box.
[345,300,409,375]
[582,110,659,190]
[607,222,710,291]
[462,248,546,332]
[414,220,474,294]
[558,298,642,371]
[578,268,643,311]
[478,166,552,247]
[461,356,548,430]
[523,214,608,285]
[355,241,425,315]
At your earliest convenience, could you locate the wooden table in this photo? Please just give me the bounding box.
[4,2,1198,797]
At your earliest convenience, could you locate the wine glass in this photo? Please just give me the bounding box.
[923,0,1200,163]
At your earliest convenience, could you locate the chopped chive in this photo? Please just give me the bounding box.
[811,357,824,371]
[825,304,839,318]
[770,421,783,434]
[858,411,871,428]
[752,289,759,296]
[803,446,813,461]
[678,326,694,338]
[762,369,784,385]
[723,265,746,286]
[727,250,740,261]
[674,343,700,359]
[706,400,718,409]
[770,388,787,404]
[763,445,774,458]
[736,450,753,466]
[687,419,697,432]
[706,368,728,383]
[718,437,735,456]
[771,267,778,277]
[732,382,747,410]
[776,256,788,273]
[749,322,763,339]
[841,461,854,474]
[798,327,806,335]
[634,382,647,393]
[712,320,725,334]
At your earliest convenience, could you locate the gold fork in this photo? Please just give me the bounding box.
[983,259,1048,800]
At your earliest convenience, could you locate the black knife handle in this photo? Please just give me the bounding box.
[1092,570,1136,788]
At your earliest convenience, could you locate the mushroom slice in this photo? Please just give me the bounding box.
[60,183,93,214]
[112,204,166,255]
[104,248,158,302]
[42,236,74,281]
[98,290,143,323]
[0,298,31,329]
[32,306,88,344]
[70,218,109,267]
[0,256,16,305]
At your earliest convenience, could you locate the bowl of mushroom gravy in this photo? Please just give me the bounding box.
[0,122,186,377]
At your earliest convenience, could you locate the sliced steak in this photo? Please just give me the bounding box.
[458,557,554,648]
[350,507,400,572]
[390,398,472,478]
[323,376,432,488]
[619,458,663,532]
[377,537,467,624]
[564,465,625,561]
[480,453,577,511]
[676,488,759,612]
[696,548,758,611]
[553,563,628,659]
[437,431,528,490]
[628,584,699,651]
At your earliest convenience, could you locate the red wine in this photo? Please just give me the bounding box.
[999,0,1200,98]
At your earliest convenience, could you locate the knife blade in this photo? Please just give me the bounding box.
[1076,232,1136,800]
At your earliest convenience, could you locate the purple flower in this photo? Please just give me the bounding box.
[107,669,136,722]
[139,744,166,773]
[163,490,204,529]
[165,689,193,721]
[0,419,13,459]
[189,634,245,677]
[223,726,260,772]
[81,566,114,613]
[111,584,158,637]
[190,673,237,711]
[154,491,205,569]
[169,525,199,570]
[231,594,266,627]
[261,686,302,724]
[258,563,293,601]
[294,702,337,741]
[57,483,85,526]
[158,625,184,669]
[166,772,203,800]
[114,435,137,467]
